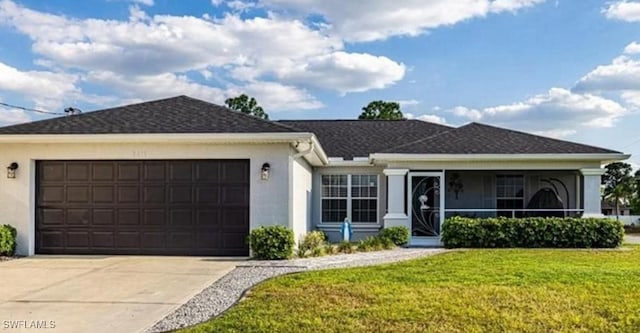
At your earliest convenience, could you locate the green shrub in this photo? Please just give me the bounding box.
[248,226,294,260]
[356,235,395,252]
[324,243,338,255]
[337,241,355,254]
[442,216,624,249]
[0,224,17,256]
[296,231,327,258]
[379,226,409,246]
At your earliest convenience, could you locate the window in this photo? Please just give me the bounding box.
[321,174,378,223]
[496,175,524,217]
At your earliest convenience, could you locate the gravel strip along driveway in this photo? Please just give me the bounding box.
[148,248,445,333]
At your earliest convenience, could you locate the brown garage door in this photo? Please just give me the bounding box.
[36,160,250,256]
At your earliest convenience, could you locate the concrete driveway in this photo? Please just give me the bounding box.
[0,256,242,333]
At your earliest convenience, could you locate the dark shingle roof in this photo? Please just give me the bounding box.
[379,122,620,154]
[0,96,298,134]
[277,119,452,159]
[0,96,620,158]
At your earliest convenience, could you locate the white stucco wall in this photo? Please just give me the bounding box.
[0,142,293,255]
[290,156,313,243]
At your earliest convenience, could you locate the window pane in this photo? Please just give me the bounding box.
[322,199,347,222]
[352,199,377,223]
[321,175,347,198]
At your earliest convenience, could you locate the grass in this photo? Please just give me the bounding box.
[180,246,640,333]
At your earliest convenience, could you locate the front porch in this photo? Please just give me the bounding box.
[384,168,604,246]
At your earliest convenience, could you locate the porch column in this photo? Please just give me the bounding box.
[383,168,409,228]
[580,168,605,218]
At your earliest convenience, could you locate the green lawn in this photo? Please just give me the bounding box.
[181,247,640,333]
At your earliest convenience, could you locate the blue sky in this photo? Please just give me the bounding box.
[0,0,639,163]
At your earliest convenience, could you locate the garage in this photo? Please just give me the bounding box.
[36,159,250,256]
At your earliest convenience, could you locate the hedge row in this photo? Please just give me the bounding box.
[441,216,624,249]
[0,224,17,256]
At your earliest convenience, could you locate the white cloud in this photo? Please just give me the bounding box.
[450,88,628,132]
[603,1,640,22]
[85,71,322,112]
[622,91,640,106]
[450,106,483,121]
[574,55,640,92]
[0,106,32,126]
[0,61,79,109]
[0,0,406,102]
[278,52,405,93]
[489,0,545,13]
[397,99,420,108]
[260,0,546,42]
[531,129,577,138]
[624,41,640,54]
[131,0,154,6]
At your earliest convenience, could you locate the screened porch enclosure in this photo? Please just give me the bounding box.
[441,170,583,219]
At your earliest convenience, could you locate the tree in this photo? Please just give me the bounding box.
[602,162,634,220]
[630,169,640,214]
[358,100,404,120]
[224,94,269,120]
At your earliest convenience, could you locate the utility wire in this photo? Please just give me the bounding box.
[0,102,64,115]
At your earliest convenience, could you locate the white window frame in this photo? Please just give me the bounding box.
[321,174,380,224]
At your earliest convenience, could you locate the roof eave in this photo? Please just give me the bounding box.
[0,132,316,144]
[369,153,630,164]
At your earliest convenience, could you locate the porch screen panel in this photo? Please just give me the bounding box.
[321,175,348,222]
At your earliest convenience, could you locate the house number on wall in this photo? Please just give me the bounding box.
[132,150,148,158]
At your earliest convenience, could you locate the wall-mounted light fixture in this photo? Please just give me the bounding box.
[261,163,271,181]
[6,162,18,179]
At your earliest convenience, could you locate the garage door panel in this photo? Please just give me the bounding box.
[169,209,193,226]
[144,186,166,203]
[144,162,166,181]
[40,209,64,225]
[167,232,194,249]
[169,162,193,181]
[118,186,140,203]
[67,231,90,248]
[118,209,141,225]
[66,163,90,181]
[41,163,65,181]
[92,232,115,248]
[92,164,115,181]
[67,186,90,203]
[116,232,140,249]
[39,231,64,249]
[40,186,64,203]
[222,162,248,182]
[93,186,115,203]
[222,187,249,205]
[169,186,192,203]
[67,209,89,225]
[143,209,166,225]
[196,187,220,204]
[118,163,141,181]
[93,209,115,225]
[141,232,165,248]
[196,209,220,226]
[37,160,249,256]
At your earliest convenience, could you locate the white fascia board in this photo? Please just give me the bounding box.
[326,156,373,167]
[369,153,630,163]
[0,132,317,144]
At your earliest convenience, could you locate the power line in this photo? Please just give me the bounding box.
[0,102,64,115]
